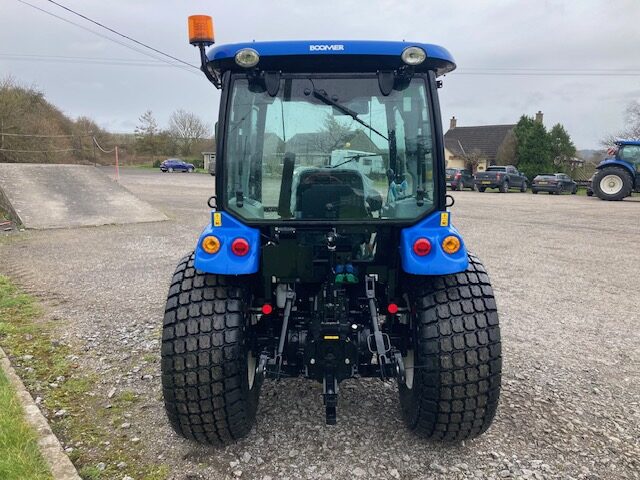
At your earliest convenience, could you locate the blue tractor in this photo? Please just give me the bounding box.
[592,140,640,200]
[160,15,502,445]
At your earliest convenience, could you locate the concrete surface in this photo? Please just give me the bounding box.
[0,163,167,229]
[0,169,638,480]
[0,347,81,480]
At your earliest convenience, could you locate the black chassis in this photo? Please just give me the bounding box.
[211,69,449,423]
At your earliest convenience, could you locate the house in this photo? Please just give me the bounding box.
[285,130,381,166]
[444,116,519,172]
[201,142,216,171]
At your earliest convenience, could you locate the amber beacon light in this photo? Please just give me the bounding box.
[188,15,214,46]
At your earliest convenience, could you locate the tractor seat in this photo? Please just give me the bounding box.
[295,169,368,219]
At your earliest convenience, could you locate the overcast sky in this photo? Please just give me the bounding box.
[2,0,640,149]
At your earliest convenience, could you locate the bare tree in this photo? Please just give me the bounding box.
[168,109,210,156]
[134,110,160,157]
[495,131,517,166]
[462,148,487,173]
[601,100,640,146]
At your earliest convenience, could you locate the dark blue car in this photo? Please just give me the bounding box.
[160,158,195,173]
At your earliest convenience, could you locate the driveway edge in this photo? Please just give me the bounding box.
[0,346,81,480]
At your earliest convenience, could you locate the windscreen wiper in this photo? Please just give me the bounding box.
[329,153,373,169]
[312,90,388,141]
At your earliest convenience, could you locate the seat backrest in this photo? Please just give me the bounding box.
[295,169,368,219]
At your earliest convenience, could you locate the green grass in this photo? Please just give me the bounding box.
[0,368,53,480]
[0,275,169,480]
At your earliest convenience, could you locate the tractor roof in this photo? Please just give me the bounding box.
[615,139,640,146]
[206,40,456,76]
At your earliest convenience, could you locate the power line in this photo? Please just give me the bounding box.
[0,147,78,153]
[13,0,199,76]
[0,131,92,138]
[0,53,186,68]
[45,0,198,70]
[455,71,640,77]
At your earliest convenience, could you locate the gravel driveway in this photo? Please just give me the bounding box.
[1,168,638,480]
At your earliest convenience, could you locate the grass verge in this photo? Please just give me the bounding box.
[0,275,169,480]
[0,367,53,480]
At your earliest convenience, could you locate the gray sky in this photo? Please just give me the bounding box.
[2,0,640,149]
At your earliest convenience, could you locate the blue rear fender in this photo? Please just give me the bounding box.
[400,211,469,275]
[596,158,636,176]
[194,212,260,275]
[195,210,469,276]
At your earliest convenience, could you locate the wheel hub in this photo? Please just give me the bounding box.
[600,174,623,195]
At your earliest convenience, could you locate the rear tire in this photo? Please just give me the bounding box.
[520,181,527,193]
[398,254,502,441]
[478,187,485,193]
[592,167,633,201]
[456,182,463,191]
[532,189,538,194]
[168,168,174,173]
[161,253,260,445]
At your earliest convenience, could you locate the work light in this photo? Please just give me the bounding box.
[401,46,426,65]
[235,48,260,68]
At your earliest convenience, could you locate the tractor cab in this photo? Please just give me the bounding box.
[207,40,455,224]
[160,15,501,444]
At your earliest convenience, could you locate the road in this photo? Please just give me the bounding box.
[1,167,638,480]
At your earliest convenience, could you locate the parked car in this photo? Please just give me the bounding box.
[474,165,528,193]
[531,173,577,194]
[160,158,195,173]
[446,168,475,190]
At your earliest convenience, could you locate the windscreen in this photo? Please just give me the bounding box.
[223,74,436,221]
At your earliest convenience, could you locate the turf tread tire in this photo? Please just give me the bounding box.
[161,252,259,445]
[399,253,501,442]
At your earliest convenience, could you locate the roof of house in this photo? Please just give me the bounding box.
[444,124,516,162]
[286,130,380,154]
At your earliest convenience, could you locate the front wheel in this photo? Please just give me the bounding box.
[188,167,195,173]
[500,181,509,193]
[592,167,633,201]
[520,181,527,193]
[161,253,260,445]
[399,254,502,441]
[477,186,485,193]
[168,167,174,173]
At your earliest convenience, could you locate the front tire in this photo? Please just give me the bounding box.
[399,254,502,441]
[592,167,633,201]
[478,187,485,193]
[161,253,260,445]
[168,167,174,173]
[500,181,509,193]
[520,181,527,193]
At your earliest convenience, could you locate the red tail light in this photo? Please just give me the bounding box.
[231,238,250,256]
[413,238,432,256]
[261,304,273,315]
[387,303,399,314]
